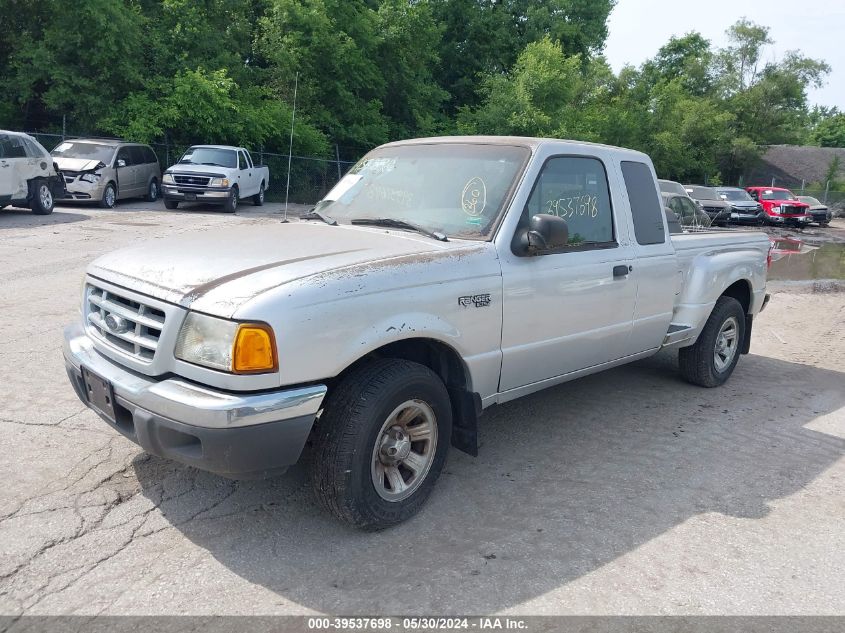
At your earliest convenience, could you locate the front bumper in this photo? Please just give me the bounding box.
[810,210,831,224]
[60,178,106,201]
[729,209,765,224]
[162,185,231,204]
[63,323,327,479]
[767,214,811,225]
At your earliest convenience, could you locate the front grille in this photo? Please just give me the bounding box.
[85,283,165,362]
[173,174,211,186]
[702,205,724,213]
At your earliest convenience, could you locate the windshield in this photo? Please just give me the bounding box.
[761,189,797,201]
[313,143,530,239]
[687,186,719,200]
[658,180,686,195]
[51,141,116,163]
[717,188,754,201]
[179,147,237,168]
[798,196,821,205]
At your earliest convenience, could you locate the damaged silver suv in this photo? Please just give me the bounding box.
[0,130,65,215]
[51,139,161,208]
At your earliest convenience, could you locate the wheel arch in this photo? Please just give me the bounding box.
[720,278,753,354]
[721,278,752,315]
[329,336,481,456]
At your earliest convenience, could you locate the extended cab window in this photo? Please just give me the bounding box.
[621,161,665,245]
[523,156,614,248]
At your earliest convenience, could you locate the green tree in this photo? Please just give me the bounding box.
[256,0,389,148]
[102,67,328,155]
[1,0,146,131]
[813,114,845,148]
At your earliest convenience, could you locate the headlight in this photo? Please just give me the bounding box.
[174,313,277,374]
[210,177,230,187]
[80,173,101,183]
[162,173,174,184]
[771,205,781,213]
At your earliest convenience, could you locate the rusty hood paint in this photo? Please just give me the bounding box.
[87,222,452,316]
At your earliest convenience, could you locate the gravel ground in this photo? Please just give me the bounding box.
[1,202,843,616]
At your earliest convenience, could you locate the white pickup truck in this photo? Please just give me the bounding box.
[63,137,771,529]
[161,145,269,212]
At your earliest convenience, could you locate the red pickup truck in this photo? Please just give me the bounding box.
[745,186,811,227]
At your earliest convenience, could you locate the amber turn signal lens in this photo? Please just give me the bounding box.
[232,324,277,373]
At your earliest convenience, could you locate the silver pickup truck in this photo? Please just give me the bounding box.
[63,137,771,529]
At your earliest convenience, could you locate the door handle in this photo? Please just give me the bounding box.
[613,264,632,277]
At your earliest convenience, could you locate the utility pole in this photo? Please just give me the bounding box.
[62,115,66,141]
[283,72,299,223]
[335,144,342,181]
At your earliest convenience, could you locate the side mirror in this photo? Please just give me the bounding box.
[117,159,126,168]
[516,213,569,255]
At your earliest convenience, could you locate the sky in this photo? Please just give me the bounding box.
[604,0,845,109]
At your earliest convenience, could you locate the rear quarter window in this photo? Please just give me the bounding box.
[621,161,665,245]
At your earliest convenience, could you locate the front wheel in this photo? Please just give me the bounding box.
[31,180,54,215]
[100,182,117,209]
[253,183,265,206]
[223,186,238,213]
[679,296,746,387]
[310,359,452,530]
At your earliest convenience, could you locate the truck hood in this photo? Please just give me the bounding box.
[165,163,230,176]
[53,157,103,172]
[87,222,451,316]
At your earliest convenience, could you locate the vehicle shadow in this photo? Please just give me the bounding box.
[0,208,89,229]
[133,351,845,613]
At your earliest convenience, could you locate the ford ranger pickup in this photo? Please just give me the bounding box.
[64,137,771,529]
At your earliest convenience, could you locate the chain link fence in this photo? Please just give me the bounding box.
[27,131,359,205]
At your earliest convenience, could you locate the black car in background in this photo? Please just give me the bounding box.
[684,185,731,226]
[715,186,766,225]
[662,192,712,230]
[797,196,832,226]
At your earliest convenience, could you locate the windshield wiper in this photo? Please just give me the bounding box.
[300,209,337,226]
[350,218,448,242]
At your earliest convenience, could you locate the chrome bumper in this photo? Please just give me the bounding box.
[63,322,328,478]
[63,322,326,429]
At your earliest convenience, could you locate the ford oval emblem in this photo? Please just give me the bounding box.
[104,313,130,334]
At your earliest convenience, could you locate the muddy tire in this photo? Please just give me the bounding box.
[100,182,117,209]
[310,359,452,530]
[30,180,54,215]
[223,186,238,213]
[679,296,745,388]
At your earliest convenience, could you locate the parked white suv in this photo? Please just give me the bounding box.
[0,130,65,215]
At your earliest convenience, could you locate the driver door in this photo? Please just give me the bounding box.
[498,155,637,392]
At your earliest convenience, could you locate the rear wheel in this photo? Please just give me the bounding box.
[679,296,745,387]
[31,180,54,215]
[310,359,452,530]
[164,199,178,210]
[145,179,159,202]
